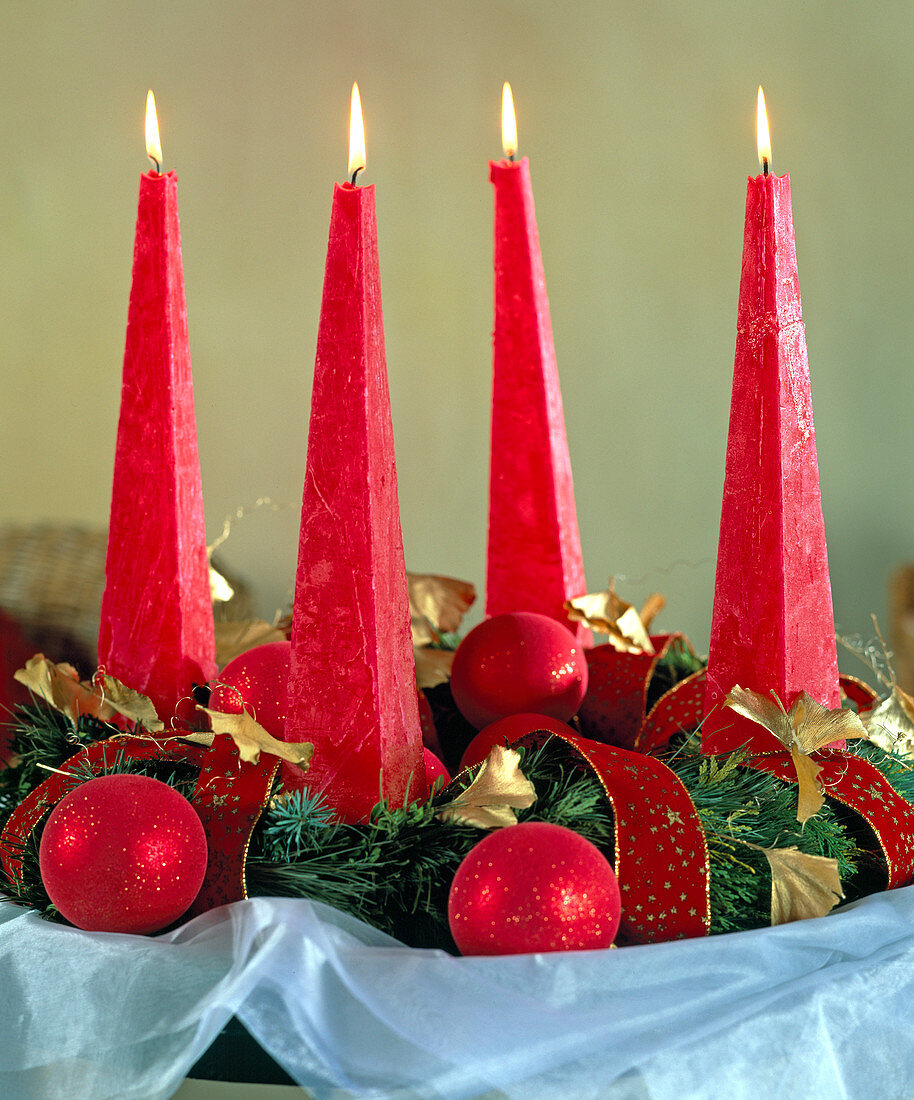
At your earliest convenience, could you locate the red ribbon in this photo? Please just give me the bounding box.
[189,734,279,915]
[519,728,710,943]
[578,634,690,751]
[636,669,914,889]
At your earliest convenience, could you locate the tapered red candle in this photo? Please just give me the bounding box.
[284,85,425,821]
[702,88,840,753]
[98,92,216,718]
[486,83,588,638]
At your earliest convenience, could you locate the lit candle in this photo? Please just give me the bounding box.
[486,83,589,639]
[283,84,426,821]
[98,91,216,719]
[701,88,841,753]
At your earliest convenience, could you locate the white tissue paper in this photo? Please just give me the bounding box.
[3,885,914,1099]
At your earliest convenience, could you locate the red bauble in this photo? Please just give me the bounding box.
[450,612,588,729]
[458,712,577,771]
[448,821,620,955]
[39,774,208,934]
[210,640,291,737]
[424,747,451,791]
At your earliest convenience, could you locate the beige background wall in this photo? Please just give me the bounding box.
[1,1,912,660]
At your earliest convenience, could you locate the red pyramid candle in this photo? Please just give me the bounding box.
[284,85,425,821]
[486,83,588,639]
[702,89,840,753]
[98,92,216,718]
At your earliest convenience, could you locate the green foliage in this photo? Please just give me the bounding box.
[646,639,706,711]
[3,700,913,948]
[662,734,859,934]
[248,741,616,950]
[0,705,113,832]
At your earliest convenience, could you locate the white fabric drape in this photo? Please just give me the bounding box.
[2,886,914,1099]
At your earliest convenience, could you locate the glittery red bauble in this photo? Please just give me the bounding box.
[210,640,291,737]
[424,747,451,791]
[39,774,208,934]
[458,712,577,771]
[448,821,620,955]
[450,612,588,729]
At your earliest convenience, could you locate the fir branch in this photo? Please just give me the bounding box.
[0,705,114,831]
[248,740,617,951]
[646,639,706,711]
[663,735,859,934]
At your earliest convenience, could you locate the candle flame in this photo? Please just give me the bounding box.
[348,82,366,181]
[145,89,162,171]
[501,82,518,159]
[757,85,771,173]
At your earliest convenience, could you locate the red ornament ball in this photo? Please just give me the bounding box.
[210,640,291,737]
[39,774,208,934]
[458,712,577,771]
[448,821,620,955]
[450,612,588,729]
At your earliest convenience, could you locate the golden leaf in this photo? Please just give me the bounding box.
[436,744,536,829]
[408,573,476,646]
[413,646,455,690]
[786,693,868,755]
[564,580,663,655]
[202,707,313,768]
[171,729,216,749]
[724,686,868,824]
[792,751,825,826]
[96,673,165,731]
[751,844,844,925]
[214,619,287,668]
[862,687,914,757]
[14,654,115,725]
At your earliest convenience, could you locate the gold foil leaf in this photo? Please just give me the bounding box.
[174,730,216,749]
[408,573,476,646]
[754,844,844,925]
[725,686,868,754]
[202,707,314,768]
[786,693,868,755]
[209,564,235,603]
[862,687,914,757]
[215,620,287,668]
[14,654,115,725]
[792,751,825,826]
[724,686,867,824]
[414,646,455,690]
[96,673,165,731]
[436,744,536,829]
[564,580,662,655]
[638,592,666,632]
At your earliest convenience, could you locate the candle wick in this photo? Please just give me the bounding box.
[762,157,769,177]
[148,155,162,175]
[350,165,364,186]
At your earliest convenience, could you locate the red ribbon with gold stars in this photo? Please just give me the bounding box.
[576,634,690,751]
[519,728,711,943]
[189,734,279,915]
[635,669,914,889]
[750,748,914,889]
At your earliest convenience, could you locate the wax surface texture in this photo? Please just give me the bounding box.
[702,173,840,753]
[284,182,425,821]
[487,158,587,638]
[98,171,216,718]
